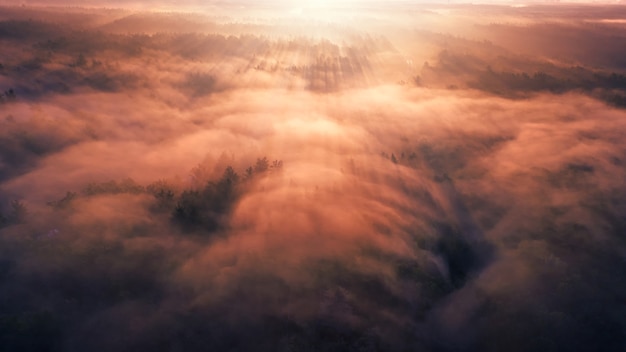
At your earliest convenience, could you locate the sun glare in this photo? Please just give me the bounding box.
[302,0,335,8]
[285,0,362,11]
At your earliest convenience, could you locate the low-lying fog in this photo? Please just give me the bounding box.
[1,3,625,351]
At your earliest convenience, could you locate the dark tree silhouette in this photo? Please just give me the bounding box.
[245,166,254,179]
[254,157,269,173]
[271,160,283,169]
[147,180,176,211]
[173,165,243,232]
[47,191,76,210]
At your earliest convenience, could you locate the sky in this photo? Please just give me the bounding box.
[3,0,624,7]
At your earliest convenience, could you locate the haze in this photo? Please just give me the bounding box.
[0,2,625,352]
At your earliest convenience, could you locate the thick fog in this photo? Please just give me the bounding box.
[0,3,625,352]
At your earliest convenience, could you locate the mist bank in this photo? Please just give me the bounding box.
[1,4,626,352]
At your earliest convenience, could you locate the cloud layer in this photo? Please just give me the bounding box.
[1,4,626,352]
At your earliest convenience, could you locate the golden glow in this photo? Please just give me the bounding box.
[1,3,625,351]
